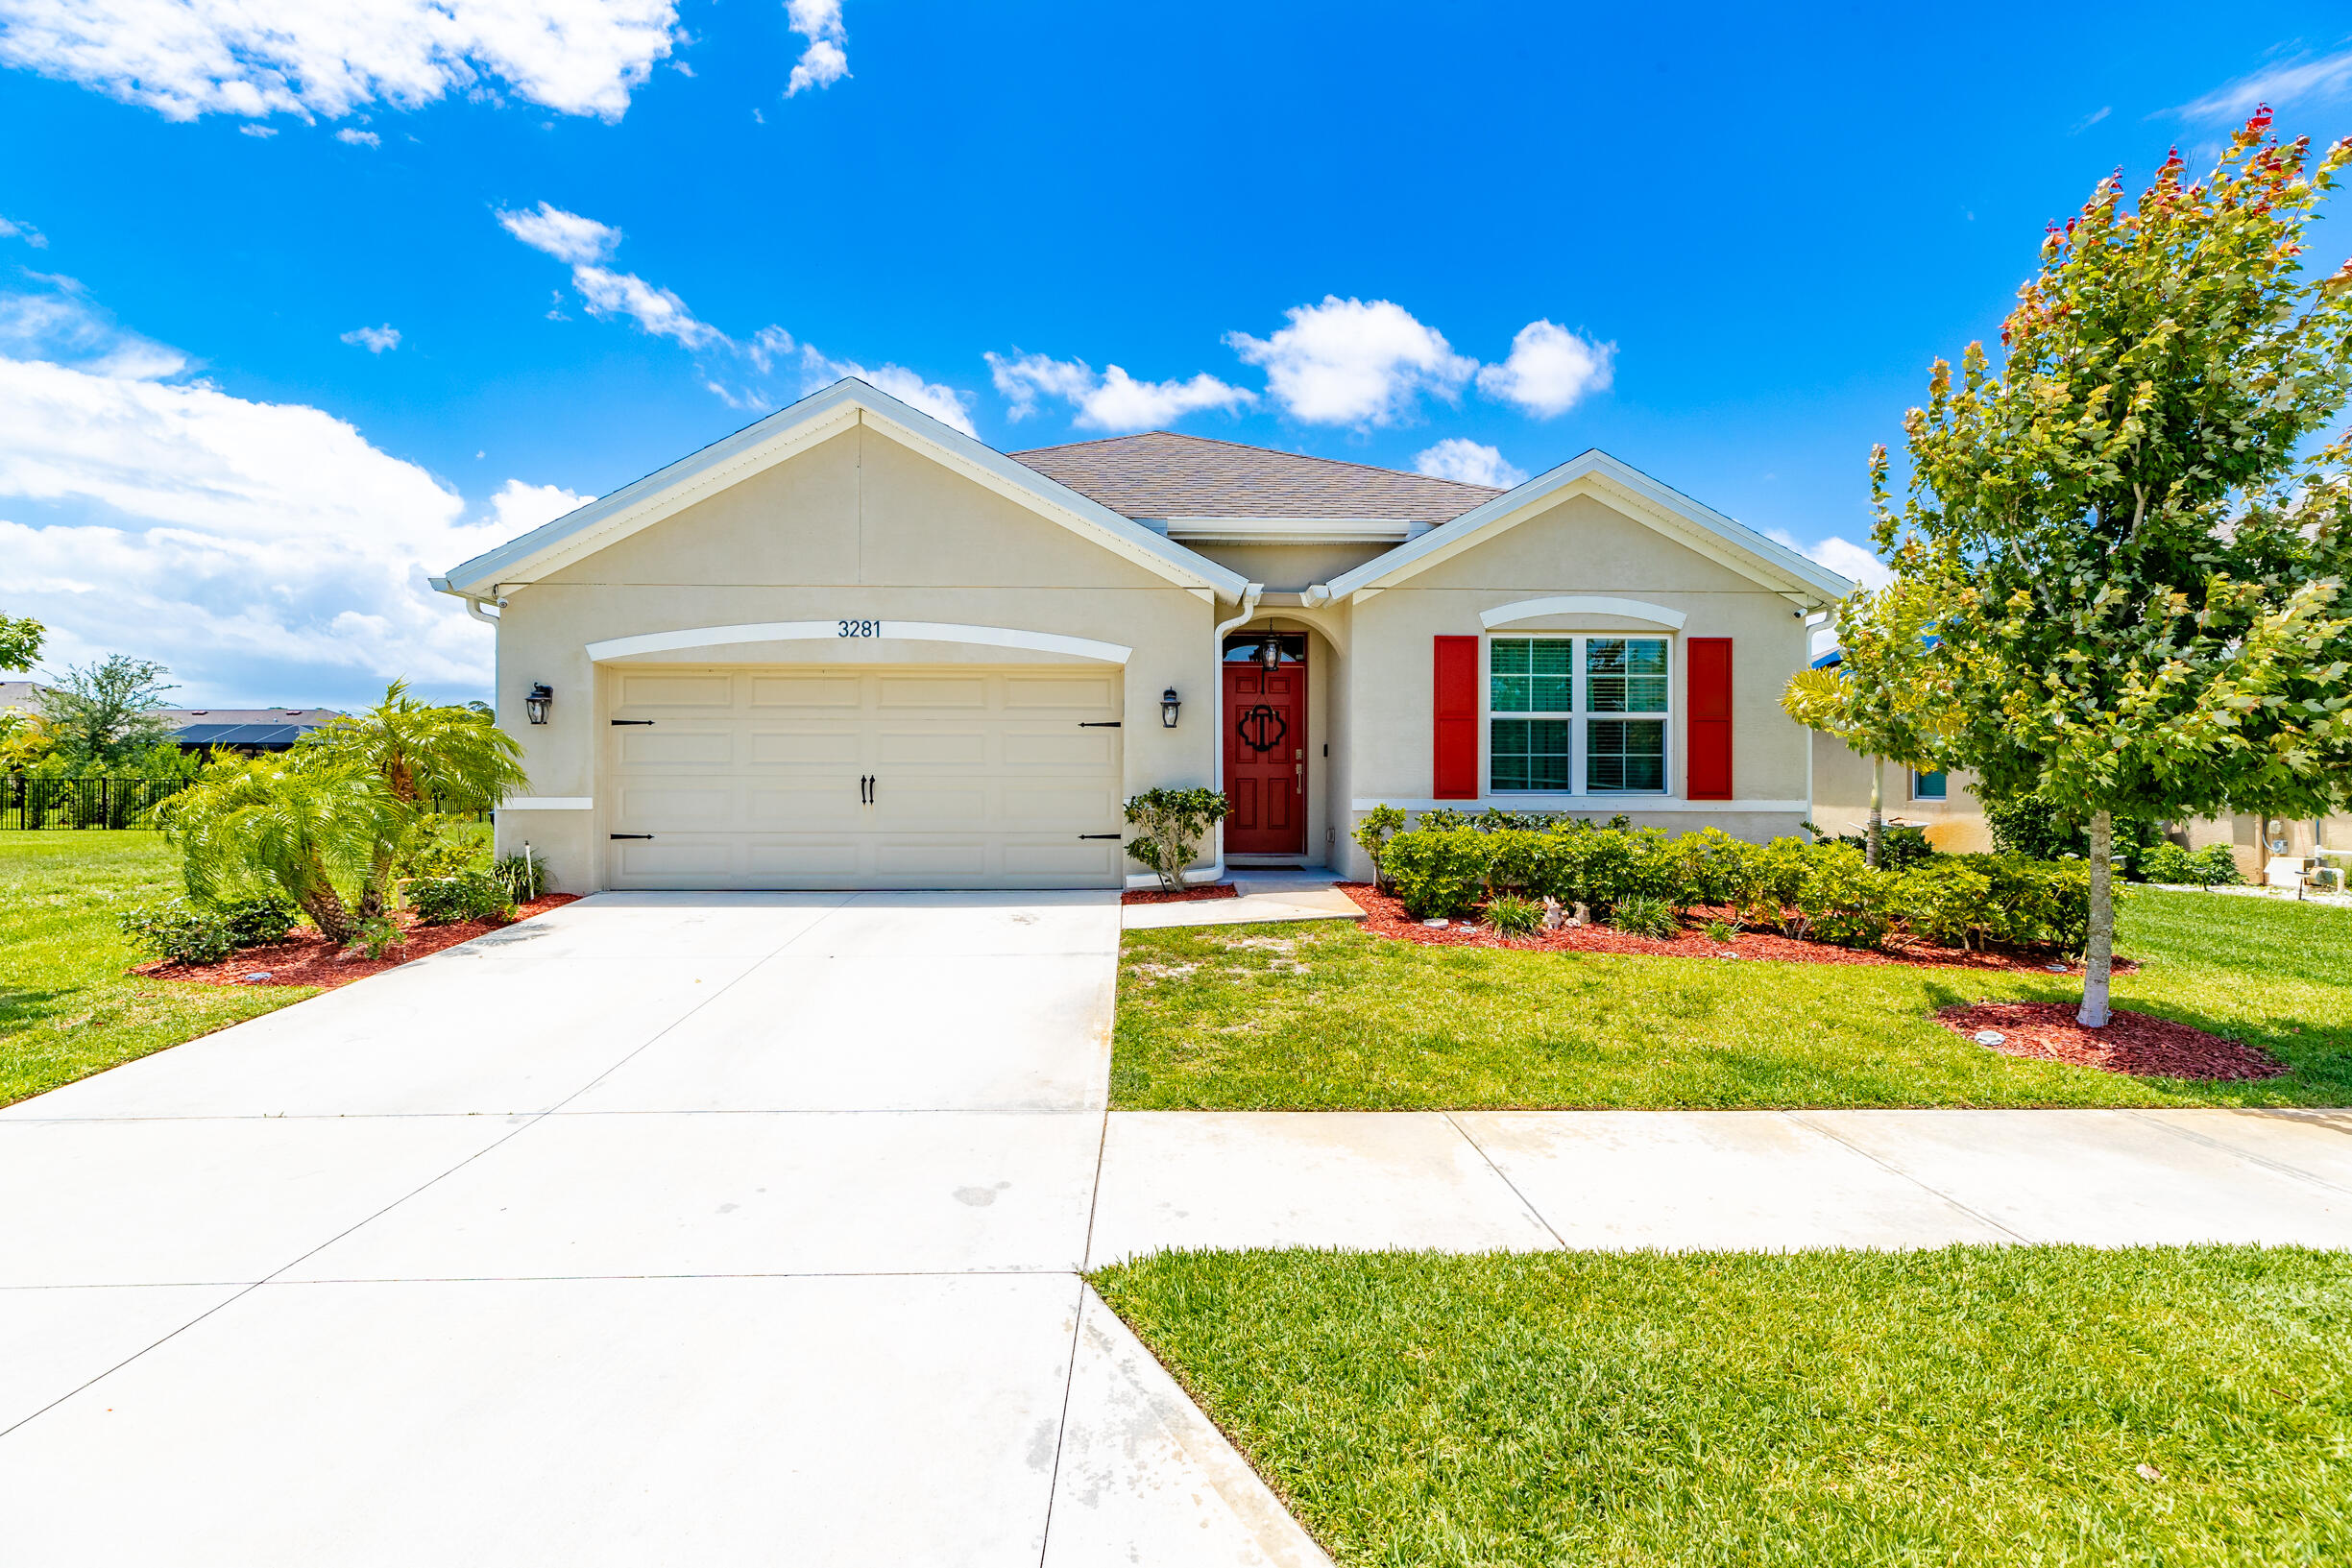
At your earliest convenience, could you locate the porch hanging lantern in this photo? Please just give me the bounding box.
[1257,636,1282,672]
[524,684,553,725]
[1160,688,1181,728]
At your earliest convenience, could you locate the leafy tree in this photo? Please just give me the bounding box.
[1874,109,2352,1025]
[0,611,41,673]
[42,656,177,772]
[158,759,393,944]
[293,680,528,915]
[1782,578,1950,866]
[0,708,52,772]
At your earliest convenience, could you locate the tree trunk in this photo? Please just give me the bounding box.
[1866,757,1885,869]
[300,868,359,945]
[2078,809,2114,1028]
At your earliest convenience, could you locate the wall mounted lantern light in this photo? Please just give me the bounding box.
[1160,688,1181,729]
[524,684,553,725]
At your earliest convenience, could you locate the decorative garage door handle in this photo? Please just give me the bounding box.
[1235,703,1288,754]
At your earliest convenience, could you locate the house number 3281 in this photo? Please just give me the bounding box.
[837,619,882,638]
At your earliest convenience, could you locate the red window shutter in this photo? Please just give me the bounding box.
[1686,637,1733,800]
[1433,636,1479,800]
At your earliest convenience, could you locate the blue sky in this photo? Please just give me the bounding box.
[3,2,2351,708]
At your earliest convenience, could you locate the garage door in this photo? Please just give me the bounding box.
[603,663,1126,889]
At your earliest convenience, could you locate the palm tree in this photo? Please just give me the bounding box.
[296,681,529,915]
[158,760,392,943]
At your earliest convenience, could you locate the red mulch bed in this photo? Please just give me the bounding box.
[1336,883,2138,975]
[1123,883,1241,905]
[133,894,581,991]
[1936,1001,2285,1080]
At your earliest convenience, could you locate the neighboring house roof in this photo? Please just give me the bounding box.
[159,708,342,728]
[171,723,318,748]
[1315,448,1855,609]
[1009,431,1498,524]
[436,379,1251,603]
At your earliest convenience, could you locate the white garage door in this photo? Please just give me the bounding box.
[603,663,1126,890]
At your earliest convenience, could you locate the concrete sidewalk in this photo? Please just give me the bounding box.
[1087,1107,2352,1262]
[1123,868,1366,930]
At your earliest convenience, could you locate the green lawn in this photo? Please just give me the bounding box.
[1094,1246,2352,1567]
[1113,888,2352,1109]
[0,832,315,1107]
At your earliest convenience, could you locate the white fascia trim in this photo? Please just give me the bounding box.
[436,378,1249,602]
[1481,595,1688,630]
[501,797,594,810]
[1321,450,1855,606]
[585,619,1132,665]
[1350,797,1811,814]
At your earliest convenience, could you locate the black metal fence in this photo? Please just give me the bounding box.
[2,776,186,831]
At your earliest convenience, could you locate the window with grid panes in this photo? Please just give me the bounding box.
[1487,635,1671,794]
[1488,638,1573,790]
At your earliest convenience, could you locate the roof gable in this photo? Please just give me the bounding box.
[436,380,1250,602]
[1315,449,1855,608]
[1010,430,1498,523]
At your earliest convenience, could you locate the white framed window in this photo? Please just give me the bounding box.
[1488,635,1671,794]
[1910,768,1948,802]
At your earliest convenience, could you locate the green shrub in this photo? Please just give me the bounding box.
[1732,835,1815,933]
[345,915,405,959]
[1124,787,1231,894]
[1482,894,1545,936]
[1984,796,2165,873]
[1797,845,1899,949]
[1672,827,1753,909]
[118,899,234,965]
[117,895,298,966]
[492,847,550,903]
[405,870,515,926]
[1976,854,2097,952]
[1701,917,1742,944]
[1417,808,1471,831]
[1893,858,1995,948]
[1351,806,1407,890]
[1608,895,1678,939]
[2138,841,2244,887]
[1383,828,1493,918]
[1832,821,1936,870]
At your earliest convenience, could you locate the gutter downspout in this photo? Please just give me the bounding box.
[1202,584,1264,886]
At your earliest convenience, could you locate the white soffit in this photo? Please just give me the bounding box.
[1143,517,1429,543]
[1321,450,1855,606]
[438,379,1249,601]
[584,620,1133,665]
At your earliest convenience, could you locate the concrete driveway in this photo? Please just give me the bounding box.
[0,893,1324,1568]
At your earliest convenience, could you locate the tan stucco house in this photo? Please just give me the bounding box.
[433,378,1855,892]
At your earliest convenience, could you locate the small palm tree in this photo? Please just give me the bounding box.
[296,681,529,915]
[158,760,393,944]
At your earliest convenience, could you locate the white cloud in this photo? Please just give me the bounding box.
[2177,45,2352,121]
[488,476,591,533]
[0,0,682,124]
[0,214,48,248]
[334,127,379,146]
[571,264,721,349]
[0,280,554,707]
[1413,438,1524,489]
[497,203,722,350]
[1226,296,1474,426]
[803,346,974,434]
[238,123,275,137]
[340,324,400,353]
[497,201,620,265]
[1474,319,1613,418]
[984,350,1254,430]
[784,0,849,95]
[1767,527,1891,591]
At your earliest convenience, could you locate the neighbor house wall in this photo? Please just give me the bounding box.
[1331,491,1818,880]
[490,424,1223,893]
[1808,735,1994,853]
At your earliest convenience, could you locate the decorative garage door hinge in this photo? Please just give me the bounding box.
[609,719,656,726]
[1078,832,1120,840]
[610,833,653,840]
[1078,720,1121,727]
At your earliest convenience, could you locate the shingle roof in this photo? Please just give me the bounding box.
[1008,431,1500,522]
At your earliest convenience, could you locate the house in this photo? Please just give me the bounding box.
[0,680,53,714]
[433,377,1854,892]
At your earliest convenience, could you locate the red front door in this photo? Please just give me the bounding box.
[1224,659,1306,855]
